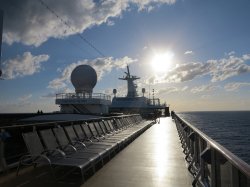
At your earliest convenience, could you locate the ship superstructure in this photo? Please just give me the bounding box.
[56,65,111,114]
[55,64,169,117]
[110,65,170,117]
[119,66,140,97]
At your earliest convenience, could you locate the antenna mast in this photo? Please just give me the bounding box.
[127,65,130,77]
[119,65,140,97]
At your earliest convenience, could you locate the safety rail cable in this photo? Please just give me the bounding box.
[173,113,250,186]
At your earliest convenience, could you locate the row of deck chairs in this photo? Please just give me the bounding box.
[17,115,153,183]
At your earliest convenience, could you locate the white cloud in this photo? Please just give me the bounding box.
[48,79,67,90]
[145,75,156,84]
[2,0,176,46]
[146,5,155,12]
[19,94,32,101]
[201,95,211,99]
[48,56,137,90]
[181,86,188,91]
[224,82,250,91]
[158,87,178,94]
[133,0,176,11]
[2,52,49,79]
[146,53,250,84]
[107,20,115,26]
[210,54,250,82]
[184,50,193,55]
[166,62,209,82]
[191,84,219,93]
[227,51,235,56]
[157,86,188,95]
[41,88,74,98]
[16,94,33,107]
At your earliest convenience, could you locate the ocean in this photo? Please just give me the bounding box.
[177,111,250,165]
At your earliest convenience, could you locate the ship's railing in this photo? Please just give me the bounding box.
[56,92,111,101]
[0,114,141,173]
[172,112,250,187]
[148,98,166,107]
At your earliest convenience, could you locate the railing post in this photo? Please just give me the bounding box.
[199,140,209,186]
[237,171,249,187]
[0,129,10,173]
[231,165,240,187]
[211,148,221,187]
[0,139,7,172]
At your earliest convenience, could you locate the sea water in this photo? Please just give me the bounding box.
[177,111,250,165]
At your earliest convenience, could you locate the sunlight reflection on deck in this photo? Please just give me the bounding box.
[81,118,193,187]
[153,126,170,180]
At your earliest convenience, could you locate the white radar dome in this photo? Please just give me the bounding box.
[71,65,97,93]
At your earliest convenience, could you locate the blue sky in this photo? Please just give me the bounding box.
[0,0,250,113]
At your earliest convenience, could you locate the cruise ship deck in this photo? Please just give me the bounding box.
[1,115,250,187]
[81,117,193,187]
[0,117,193,187]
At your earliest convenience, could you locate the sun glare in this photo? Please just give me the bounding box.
[151,51,174,73]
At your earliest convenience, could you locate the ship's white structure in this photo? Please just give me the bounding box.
[56,64,169,117]
[110,66,169,117]
[56,65,111,114]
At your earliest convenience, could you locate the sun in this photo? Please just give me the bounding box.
[151,51,174,73]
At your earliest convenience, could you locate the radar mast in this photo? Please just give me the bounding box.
[119,65,140,97]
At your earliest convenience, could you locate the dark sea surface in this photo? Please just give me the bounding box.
[177,111,250,165]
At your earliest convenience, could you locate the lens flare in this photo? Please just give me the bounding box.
[151,51,174,73]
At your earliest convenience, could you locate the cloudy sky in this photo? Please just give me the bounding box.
[0,0,250,113]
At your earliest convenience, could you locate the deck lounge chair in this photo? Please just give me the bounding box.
[93,121,137,146]
[82,122,126,148]
[53,127,110,161]
[113,117,152,140]
[113,118,138,135]
[104,120,132,137]
[120,117,151,133]
[102,120,115,134]
[39,129,102,171]
[73,124,120,152]
[64,125,116,155]
[106,120,120,133]
[80,123,124,149]
[98,121,113,135]
[99,120,135,140]
[81,122,99,141]
[91,122,130,144]
[18,131,93,182]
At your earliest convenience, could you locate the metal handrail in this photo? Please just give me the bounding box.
[0,114,139,129]
[173,112,250,186]
[56,92,111,101]
[176,114,250,175]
